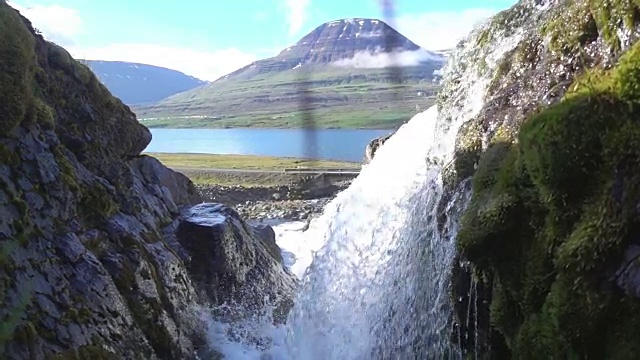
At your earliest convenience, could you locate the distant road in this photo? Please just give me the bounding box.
[169,166,361,175]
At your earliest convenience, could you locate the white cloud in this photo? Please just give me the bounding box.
[332,49,445,69]
[8,1,257,81]
[7,1,82,46]
[285,0,311,35]
[395,8,499,51]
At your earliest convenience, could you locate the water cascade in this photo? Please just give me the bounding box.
[208,12,531,360]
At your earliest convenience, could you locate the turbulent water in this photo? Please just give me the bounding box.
[206,15,528,360]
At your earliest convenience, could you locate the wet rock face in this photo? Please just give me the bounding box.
[0,4,208,359]
[614,244,640,298]
[175,203,297,324]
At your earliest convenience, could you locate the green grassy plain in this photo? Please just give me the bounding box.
[148,153,360,170]
[147,153,361,186]
[134,65,440,129]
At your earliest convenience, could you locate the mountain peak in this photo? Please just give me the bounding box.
[275,17,423,63]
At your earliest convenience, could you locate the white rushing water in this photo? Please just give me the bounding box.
[206,18,528,360]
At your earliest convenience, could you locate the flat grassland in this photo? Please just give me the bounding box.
[147,153,360,186]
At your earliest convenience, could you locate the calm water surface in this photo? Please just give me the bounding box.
[144,128,394,162]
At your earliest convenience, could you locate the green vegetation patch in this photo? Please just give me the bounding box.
[77,183,119,226]
[457,41,640,357]
[0,3,36,133]
[147,153,359,171]
[139,106,416,129]
[134,64,438,129]
[542,0,640,53]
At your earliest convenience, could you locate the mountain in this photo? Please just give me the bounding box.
[134,18,446,129]
[82,60,207,105]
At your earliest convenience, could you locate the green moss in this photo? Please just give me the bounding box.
[34,98,56,130]
[486,36,542,98]
[542,0,640,53]
[77,183,118,226]
[475,29,492,49]
[0,3,37,133]
[0,143,20,167]
[110,255,176,358]
[457,40,640,357]
[9,191,32,246]
[60,305,93,326]
[1,283,33,354]
[486,52,514,95]
[11,321,37,347]
[74,62,95,86]
[47,42,73,68]
[451,121,483,190]
[84,236,106,257]
[53,147,80,192]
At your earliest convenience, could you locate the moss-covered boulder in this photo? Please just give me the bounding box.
[438,0,640,351]
[441,0,640,194]
[456,36,640,358]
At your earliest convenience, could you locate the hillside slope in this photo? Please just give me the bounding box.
[134,18,445,129]
[83,60,207,105]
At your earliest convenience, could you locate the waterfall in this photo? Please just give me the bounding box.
[206,14,528,360]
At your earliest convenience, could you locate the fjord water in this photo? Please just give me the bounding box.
[207,13,529,359]
[145,128,393,162]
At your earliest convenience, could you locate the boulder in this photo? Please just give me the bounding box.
[297,173,342,199]
[364,133,393,164]
[176,203,297,324]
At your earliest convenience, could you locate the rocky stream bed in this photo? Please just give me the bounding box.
[194,174,355,222]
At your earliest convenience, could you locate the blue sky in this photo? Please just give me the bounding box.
[9,0,515,81]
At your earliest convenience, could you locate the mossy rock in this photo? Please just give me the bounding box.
[456,39,640,357]
[0,143,20,167]
[34,98,56,130]
[77,183,118,226]
[450,120,483,190]
[0,4,36,133]
[53,147,80,192]
[46,42,75,74]
[542,0,640,53]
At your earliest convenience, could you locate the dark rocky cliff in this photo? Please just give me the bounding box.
[0,2,296,359]
[441,0,640,357]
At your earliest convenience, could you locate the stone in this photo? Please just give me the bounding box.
[364,133,393,164]
[176,203,297,323]
[614,244,640,299]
